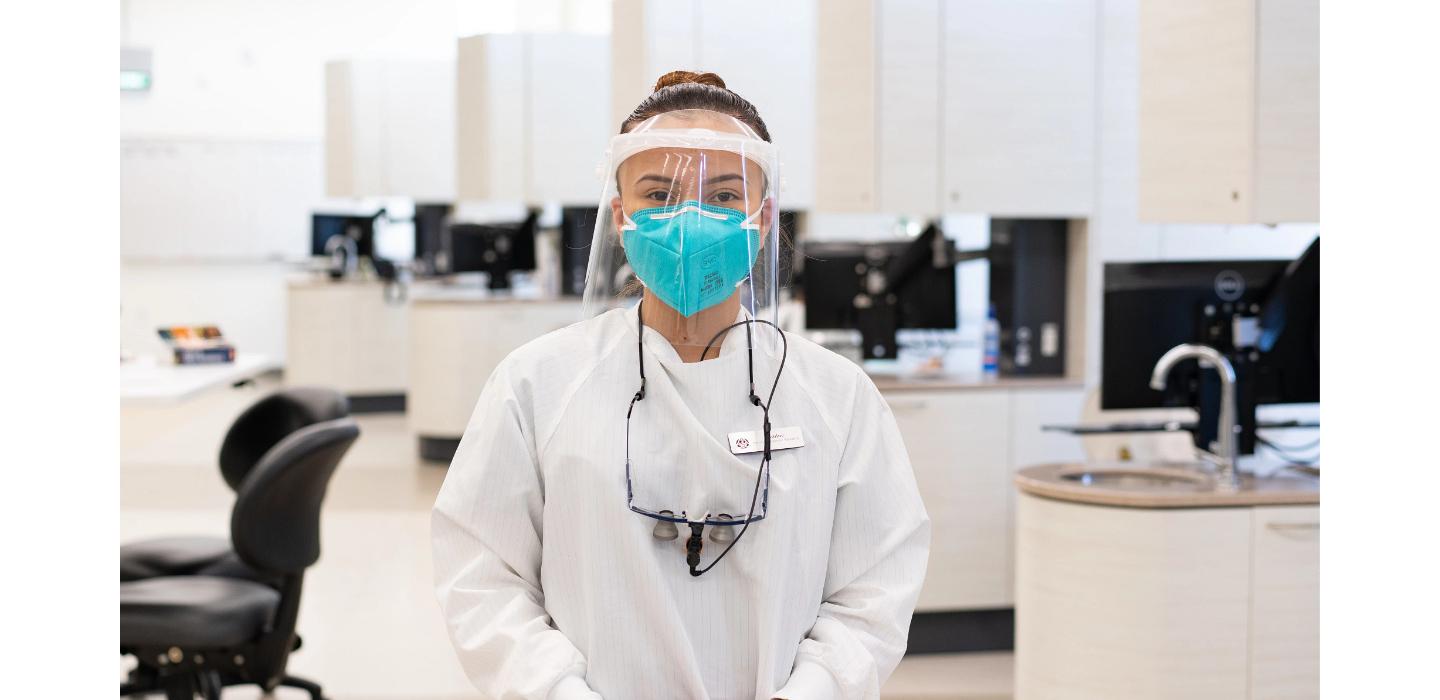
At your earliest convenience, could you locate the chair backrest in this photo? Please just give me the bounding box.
[218,387,350,491]
[230,417,360,576]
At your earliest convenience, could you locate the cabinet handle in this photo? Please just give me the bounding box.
[1266,522,1319,533]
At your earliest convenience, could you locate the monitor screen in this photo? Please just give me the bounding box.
[311,214,375,259]
[802,241,958,332]
[1101,252,1319,411]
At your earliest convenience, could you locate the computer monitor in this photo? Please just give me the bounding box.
[1100,238,1320,454]
[559,206,599,297]
[412,203,452,275]
[802,224,958,360]
[448,210,538,290]
[311,213,375,259]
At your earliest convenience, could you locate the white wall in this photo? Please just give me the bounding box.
[120,0,458,141]
[121,261,293,361]
[120,0,461,362]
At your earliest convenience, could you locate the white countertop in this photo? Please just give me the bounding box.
[120,354,280,404]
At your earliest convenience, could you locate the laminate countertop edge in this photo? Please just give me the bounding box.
[1014,463,1320,509]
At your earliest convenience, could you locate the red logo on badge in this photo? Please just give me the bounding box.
[735,437,750,449]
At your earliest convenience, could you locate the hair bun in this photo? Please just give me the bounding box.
[653,70,727,92]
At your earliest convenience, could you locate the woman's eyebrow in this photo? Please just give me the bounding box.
[635,174,675,186]
[704,173,743,185]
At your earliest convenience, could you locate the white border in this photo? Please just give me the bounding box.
[0,1,119,694]
[1322,1,1440,696]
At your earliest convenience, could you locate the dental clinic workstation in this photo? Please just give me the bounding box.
[115,1,1323,698]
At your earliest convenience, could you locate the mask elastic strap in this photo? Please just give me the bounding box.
[739,206,763,231]
[620,212,638,232]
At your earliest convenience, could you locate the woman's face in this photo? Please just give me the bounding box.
[609,109,773,238]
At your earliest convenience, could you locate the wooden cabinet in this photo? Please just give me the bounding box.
[1138,0,1319,223]
[1015,495,1320,699]
[878,0,944,216]
[815,0,1096,216]
[1004,387,1087,601]
[611,0,817,207]
[1250,506,1320,700]
[877,383,1087,612]
[324,59,455,201]
[884,389,1011,610]
[407,297,580,440]
[285,279,408,397]
[457,34,610,206]
[941,0,1096,217]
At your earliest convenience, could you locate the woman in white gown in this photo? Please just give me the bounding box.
[432,70,930,700]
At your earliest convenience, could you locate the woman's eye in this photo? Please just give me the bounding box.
[645,191,670,202]
[711,191,738,203]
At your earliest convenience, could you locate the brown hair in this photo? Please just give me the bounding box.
[619,70,772,142]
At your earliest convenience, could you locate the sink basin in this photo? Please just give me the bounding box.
[1058,467,1211,492]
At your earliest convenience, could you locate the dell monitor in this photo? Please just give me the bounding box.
[1100,238,1320,454]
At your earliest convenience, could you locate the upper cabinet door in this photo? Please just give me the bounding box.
[457,36,527,203]
[379,60,456,202]
[528,35,610,205]
[1139,0,1318,224]
[326,59,455,200]
[696,0,817,209]
[942,0,1097,217]
[614,0,817,209]
[814,0,879,212]
[459,34,611,206]
[610,0,697,130]
[815,0,1096,217]
[877,0,943,216]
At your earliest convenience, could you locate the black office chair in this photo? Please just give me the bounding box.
[121,417,360,700]
[121,387,350,583]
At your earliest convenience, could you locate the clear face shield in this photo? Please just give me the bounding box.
[584,110,788,575]
[581,109,782,358]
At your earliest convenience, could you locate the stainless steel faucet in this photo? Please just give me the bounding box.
[1149,344,1240,490]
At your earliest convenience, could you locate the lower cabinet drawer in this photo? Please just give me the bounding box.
[1250,505,1320,700]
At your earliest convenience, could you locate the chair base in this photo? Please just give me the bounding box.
[277,674,327,699]
[121,666,326,700]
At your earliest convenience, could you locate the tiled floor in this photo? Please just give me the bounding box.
[120,378,1013,699]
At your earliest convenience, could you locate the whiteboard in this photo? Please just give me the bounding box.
[121,137,323,261]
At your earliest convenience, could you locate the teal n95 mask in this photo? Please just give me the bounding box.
[580,109,784,356]
[621,200,762,317]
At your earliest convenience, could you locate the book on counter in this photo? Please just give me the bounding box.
[157,325,236,365]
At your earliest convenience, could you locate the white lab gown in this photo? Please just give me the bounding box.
[432,307,931,700]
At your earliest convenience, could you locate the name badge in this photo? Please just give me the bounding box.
[727,426,804,455]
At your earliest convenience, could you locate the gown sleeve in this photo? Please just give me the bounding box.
[431,360,602,700]
[774,373,933,700]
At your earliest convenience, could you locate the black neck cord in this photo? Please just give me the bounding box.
[631,301,789,577]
